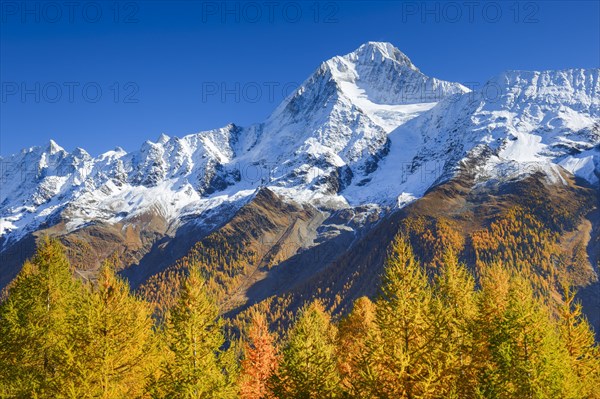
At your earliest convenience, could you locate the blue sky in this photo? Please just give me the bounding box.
[1,0,599,157]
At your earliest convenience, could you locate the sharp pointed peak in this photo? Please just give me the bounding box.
[46,139,65,155]
[359,41,399,52]
[344,41,418,70]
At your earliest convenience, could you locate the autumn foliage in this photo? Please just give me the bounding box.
[1,236,599,398]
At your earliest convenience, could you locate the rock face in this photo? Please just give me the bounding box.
[1,42,599,331]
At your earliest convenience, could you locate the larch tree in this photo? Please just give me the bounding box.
[270,300,341,399]
[433,250,478,398]
[558,282,600,398]
[0,238,81,398]
[239,310,279,399]
[336,296,376,397]
[476,267,578,399]
[155,264,237,399]
[69,260,160,399]
[365,236,442,399]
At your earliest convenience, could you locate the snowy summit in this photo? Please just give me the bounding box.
[1,42,599,247]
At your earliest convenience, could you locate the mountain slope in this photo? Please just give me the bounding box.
[1,42,599,333]
[239,172,599,336]
[343,68,600,207]
[3,44,598,250]
[0,42,468,250]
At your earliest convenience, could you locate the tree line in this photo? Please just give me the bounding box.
[0,237,598,398]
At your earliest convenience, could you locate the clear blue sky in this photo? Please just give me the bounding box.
[1,0,599,157]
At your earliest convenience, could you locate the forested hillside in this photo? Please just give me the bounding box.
[1,238,598,398]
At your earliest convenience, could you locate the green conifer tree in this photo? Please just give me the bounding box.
[363,236,441,398]
[558,282,600,399]
[0,238,81,398]
[155,265,237,398]
[270,301,340,399]
[69,261,160,398]
[475,266,578,399]
[433,250,478,398]
[337,296,375,397]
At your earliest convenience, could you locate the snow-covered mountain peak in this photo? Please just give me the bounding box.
[384,67,600,188]
[1,44,598,250]
[246,43,470,195]
[486,68,600,110]
[261,42,467,155]
[72,147,90,158]
[156,133,170,145]
[46,139,65,155]
[344,41,418,71]
[322,42,468,107]
[100,147,127,161]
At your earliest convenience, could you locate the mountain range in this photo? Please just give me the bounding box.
[1,42,598,330]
